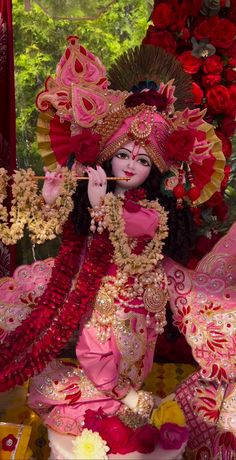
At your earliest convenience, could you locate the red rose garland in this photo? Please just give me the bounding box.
[0,219,83,363]
[0,223,113,391]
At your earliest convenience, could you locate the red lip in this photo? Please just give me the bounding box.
[124,171,135,177]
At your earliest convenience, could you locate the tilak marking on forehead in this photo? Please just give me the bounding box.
[131,143,141,160]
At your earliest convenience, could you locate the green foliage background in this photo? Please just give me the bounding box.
[13,0,151,262]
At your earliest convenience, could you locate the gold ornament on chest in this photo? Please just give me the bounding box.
[86,267,168,341]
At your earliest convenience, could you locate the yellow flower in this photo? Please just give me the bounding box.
[151,400,186,429]
[73,429,109,460]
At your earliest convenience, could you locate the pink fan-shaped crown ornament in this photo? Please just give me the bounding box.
[36,36,110,128]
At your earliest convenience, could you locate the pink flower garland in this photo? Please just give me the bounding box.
[0,222,113,391]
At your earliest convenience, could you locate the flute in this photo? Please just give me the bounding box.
[33,176,130,181]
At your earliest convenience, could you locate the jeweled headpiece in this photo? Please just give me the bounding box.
[36,36,225,205]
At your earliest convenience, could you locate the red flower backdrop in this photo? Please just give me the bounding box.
[143,0,236,363]
[143,0,236,259]
[0,0,16,276]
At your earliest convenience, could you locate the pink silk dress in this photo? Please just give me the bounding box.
[28,206,160,435]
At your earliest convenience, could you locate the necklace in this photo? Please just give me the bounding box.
[104,193,169,275]
[86,194,169,342]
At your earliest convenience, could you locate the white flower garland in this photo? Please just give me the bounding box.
[104,193,169,275]
[0,167,77,245]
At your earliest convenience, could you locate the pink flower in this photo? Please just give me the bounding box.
[159,423,188,450]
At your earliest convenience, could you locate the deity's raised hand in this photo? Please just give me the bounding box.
[87,166,107,208]
[42,166,64,206]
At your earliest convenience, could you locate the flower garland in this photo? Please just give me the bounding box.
[0,167,77,245]
[104,193,168,275]
[0,219,84,386]
[0,224,113,391]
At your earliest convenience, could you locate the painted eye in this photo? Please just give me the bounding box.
[115,151,129,159]
[137,157,151,167]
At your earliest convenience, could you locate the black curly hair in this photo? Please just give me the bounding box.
[71,161,197,265]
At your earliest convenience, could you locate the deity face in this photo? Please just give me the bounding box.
[111,141,152,193]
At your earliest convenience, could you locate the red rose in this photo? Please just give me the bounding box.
[166,129,196,162]
[202,74,221,88]
[159,423,188,450]
[215,130,232,159]
[211,19,236,50]
[194,19,212,41]
[225,41,236,60]
[223,83,236,113]
[131,424,159,454]
[220,116,236,137]
[206,85,231,114]
[152,3,172,30]
[2,434,17,452]
[202,55,223,74]
[228,58,236,67]
[225,68,236,82]
[178,51,201,74]
[229,83,236,104]
[229,5,236,23]
[143,27,176,54]
[70,128,101,165]
[84,408,106,432]
[181,28,190,40]
[99,416,133,454]
[169,5,188,32]
[192,82,203,105]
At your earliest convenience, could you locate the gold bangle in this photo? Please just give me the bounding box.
[134,390,154,418]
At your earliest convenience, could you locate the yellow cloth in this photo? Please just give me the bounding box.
[0,423,32,460]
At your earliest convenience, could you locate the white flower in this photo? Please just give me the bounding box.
[72,429,109,459]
